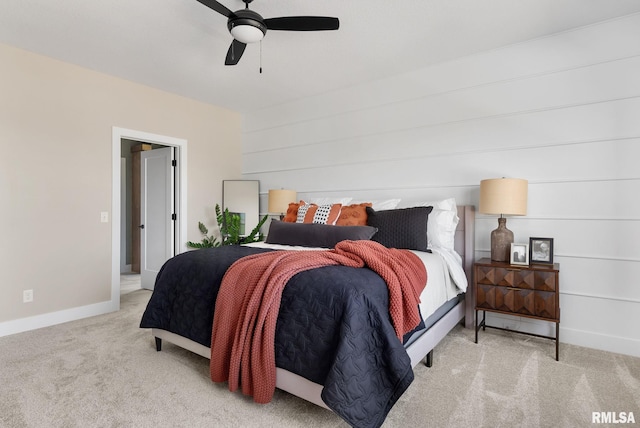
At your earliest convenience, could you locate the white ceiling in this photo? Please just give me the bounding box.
[2,0,640,114]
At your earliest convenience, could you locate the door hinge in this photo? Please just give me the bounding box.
[171,159,177,167]
[171,213,177,221]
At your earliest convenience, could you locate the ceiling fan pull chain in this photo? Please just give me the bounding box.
[259,40,263,74]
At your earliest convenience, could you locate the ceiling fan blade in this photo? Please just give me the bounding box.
[225,39,247,65]
[264,16,339,31]
[196,0,235,18]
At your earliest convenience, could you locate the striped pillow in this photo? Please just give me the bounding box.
[296,201,342,225]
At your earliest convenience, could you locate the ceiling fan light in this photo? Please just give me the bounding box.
[230,24,265,43]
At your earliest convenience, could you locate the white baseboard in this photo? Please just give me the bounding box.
[561,326,640,358]
[483,313,640,358]
[0,300,118,338]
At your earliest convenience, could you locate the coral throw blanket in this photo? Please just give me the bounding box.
[210,240,427,403]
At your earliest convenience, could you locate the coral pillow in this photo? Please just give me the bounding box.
[336,203,372,226]
[282,202,300,223]
[296,201,342,225]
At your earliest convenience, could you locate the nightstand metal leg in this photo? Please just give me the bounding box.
[556,322,560,361]
[475,310,478,343]
[475,310,486,344]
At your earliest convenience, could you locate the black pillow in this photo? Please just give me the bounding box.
[265,221,378,248]
[365,206,433,251]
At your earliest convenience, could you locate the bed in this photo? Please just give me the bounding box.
[140,203,475,427]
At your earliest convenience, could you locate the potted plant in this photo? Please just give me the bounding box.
[187,204,268,248]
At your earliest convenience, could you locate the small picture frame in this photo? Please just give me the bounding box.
[529,237,554,264]
[510,243,529,265]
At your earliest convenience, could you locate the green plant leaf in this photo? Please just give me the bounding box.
[198,222,208,235]
[188,203,267,248]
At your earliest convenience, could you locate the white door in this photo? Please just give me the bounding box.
[140,147,175,290]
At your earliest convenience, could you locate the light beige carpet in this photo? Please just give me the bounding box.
[1,290,638,428]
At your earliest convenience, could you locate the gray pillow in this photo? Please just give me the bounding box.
[265,221,378,248]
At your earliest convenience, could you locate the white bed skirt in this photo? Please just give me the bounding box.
[150,295,465,410]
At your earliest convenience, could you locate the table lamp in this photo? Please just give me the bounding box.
[268,189,296,220]
[479,178,528,262]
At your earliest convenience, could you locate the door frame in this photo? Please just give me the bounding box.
[111,127,187,310]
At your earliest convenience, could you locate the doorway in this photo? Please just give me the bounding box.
[121,142,176,290]
[111,127,187,309]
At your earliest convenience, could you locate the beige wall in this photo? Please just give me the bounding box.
[0,43,242,324]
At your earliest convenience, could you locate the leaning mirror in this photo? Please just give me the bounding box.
[222,180,260,237]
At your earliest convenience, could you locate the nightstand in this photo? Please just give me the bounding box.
[474,258,560,360]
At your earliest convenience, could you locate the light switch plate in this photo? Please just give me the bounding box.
[101,212,109,223]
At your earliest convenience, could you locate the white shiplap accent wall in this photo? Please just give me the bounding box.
[242,14,640,357]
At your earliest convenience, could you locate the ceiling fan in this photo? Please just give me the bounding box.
[196,0,340,66]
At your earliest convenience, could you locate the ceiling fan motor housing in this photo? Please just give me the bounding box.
[228,9,267,42]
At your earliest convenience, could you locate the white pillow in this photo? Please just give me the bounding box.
[428,209,458,250]
[351,199,401,211]
[417,198,459,251]
[306,197,352,206]
[422,198,456,212]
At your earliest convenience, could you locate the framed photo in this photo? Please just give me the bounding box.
[510,243,529,265]
[529,237,554,264]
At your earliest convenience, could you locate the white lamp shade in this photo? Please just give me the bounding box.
[230,25,265,44]
[268,189,296,214]
[479,178,528,216]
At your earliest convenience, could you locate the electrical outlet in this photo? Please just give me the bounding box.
[23,289,33,303]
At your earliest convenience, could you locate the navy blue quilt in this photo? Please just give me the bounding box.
[140,246,417,428]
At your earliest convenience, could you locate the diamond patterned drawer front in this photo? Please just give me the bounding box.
[476,266,557,292]
[476,285,557,319]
